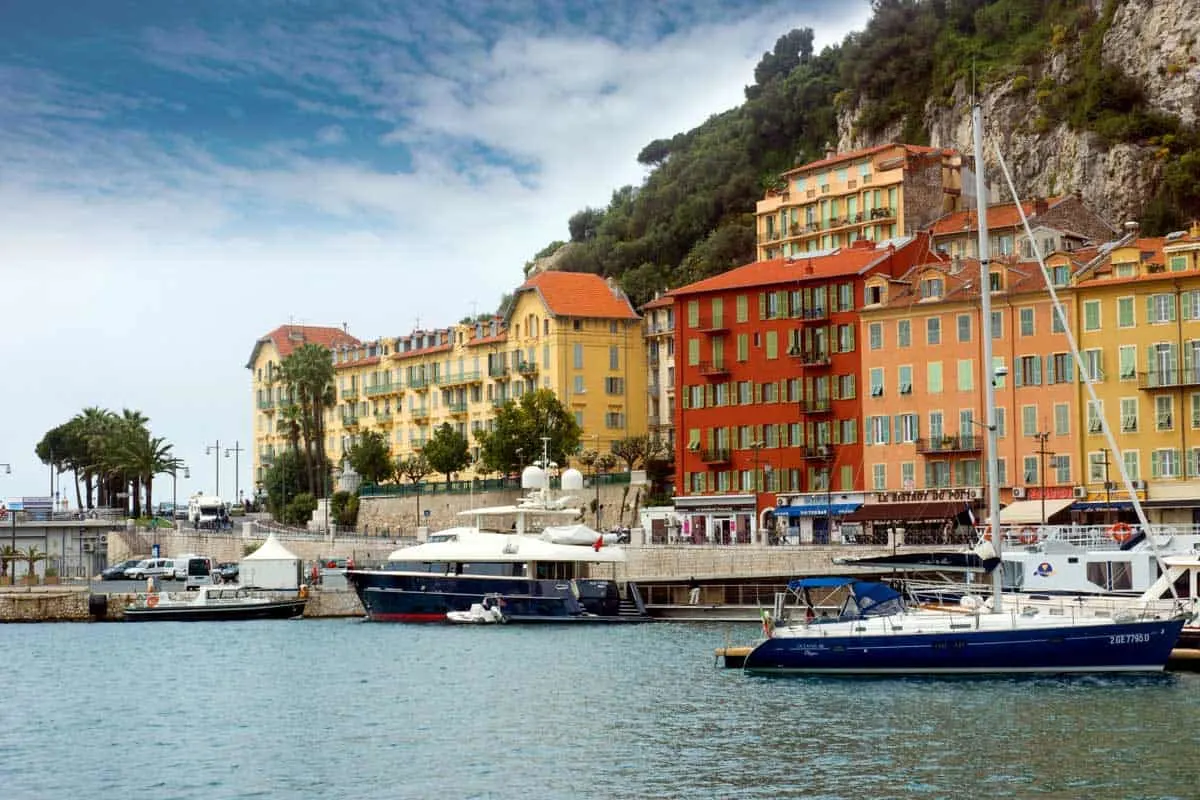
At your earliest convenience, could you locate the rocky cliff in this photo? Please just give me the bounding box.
[837,0,1200,227]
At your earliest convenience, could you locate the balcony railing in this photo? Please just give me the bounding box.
[648,381,661,396]
[796,307,829,323]
[491,397,510,408]
[441,371,482,386]
[374,411,393,423]
[1138,369,1200,390]
[447,401,469,414]
[488,364,510,378]
[799,445,834,460]
[697,318,729,333]
[341,414,359,427]
[257,399,274,410]
[700,448,731,464]
[647,414,661,427]
[516,361,538,376]
[788,348,831,367]
[408,376,431,390]
[365,383,396,396]
[915,435,983,454]
[342,389,358,400]
[798,398,832,414]
[698,360,730,377]
[410,407,430,420]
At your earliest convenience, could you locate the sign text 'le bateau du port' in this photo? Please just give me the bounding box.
[872,487,983,503]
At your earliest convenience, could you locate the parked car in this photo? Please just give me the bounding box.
[214,562,239,583]
[124,558,176,580]
[101,558,145,580]
[173,506,188,520]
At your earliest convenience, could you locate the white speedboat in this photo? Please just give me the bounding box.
[123,585,308,621]
[446,594,508,624]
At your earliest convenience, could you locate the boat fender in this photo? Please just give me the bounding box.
[146,594,159,608]
[299,585,309,599]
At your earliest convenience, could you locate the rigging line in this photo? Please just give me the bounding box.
[992,148,1177,600]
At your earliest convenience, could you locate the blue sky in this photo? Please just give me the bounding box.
[0,0,870,501]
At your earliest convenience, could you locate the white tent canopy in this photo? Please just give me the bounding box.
[240,533,302,590]
[986,498,1076,526]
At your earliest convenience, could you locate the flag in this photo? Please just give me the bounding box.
[593,535,603,552]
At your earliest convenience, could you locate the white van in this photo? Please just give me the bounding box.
[176,554,215,589]
[124,558,176,580]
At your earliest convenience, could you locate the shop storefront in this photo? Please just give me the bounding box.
[673,494,758,545]
[775,493,865,545]
[844,487,983,546]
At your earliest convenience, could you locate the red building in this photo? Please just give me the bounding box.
[670,234,936,544]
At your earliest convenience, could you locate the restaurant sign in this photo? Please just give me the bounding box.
[872,487,982,503]
[1024,486,1077,500]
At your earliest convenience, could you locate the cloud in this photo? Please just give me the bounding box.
[0,0,872,496]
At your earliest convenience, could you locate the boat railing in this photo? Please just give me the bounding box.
[979,523,1198,550]
[898,578,1184,621]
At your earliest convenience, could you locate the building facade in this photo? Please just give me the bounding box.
[755,143,962,261]
[670,235,932,545]
[642,294,676,453]
[928,195,1116,261]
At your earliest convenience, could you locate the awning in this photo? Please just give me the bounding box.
[843,501,972,524]
[987,498,1076,525]
[1072,501,1135,511]
[780,503,862,518]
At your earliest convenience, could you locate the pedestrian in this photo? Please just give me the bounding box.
[688,576,700,606]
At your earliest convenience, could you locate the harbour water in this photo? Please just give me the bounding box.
[3,620,1198,799]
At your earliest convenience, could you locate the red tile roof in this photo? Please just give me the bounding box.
[928,198,1065,235]
[783,143,946,177]
[671,236,932,296]
[246,325,361,369]
[641,295,674,310]
[516,271,640,319]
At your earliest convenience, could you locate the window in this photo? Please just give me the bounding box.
[1051,307,1067,334]
[1087,399,1104,434]
[926,317,941,345]
[761,382,778,403]
[995,407,1007,439]
[990,310,1002,339]
[736,295,748,323]
[1152,448,1180,479]
[1083,349,1103,383]
[605,377,625,395]
[687,339,699,366]
[1014,355,1042,386]
[838,325,855,352]
[1170,255,1189,272]
[989,270,1003,292]
[901,462,915,488]
[1023,456,1038,485]
[737,381,752,405]
[1019,308,1034,336]
[869,322,883,350]
[838,283,853,311]
[573,344,584,369]
[1048,353,1073,384]
[899,365,913,395]
[1117,297,1134,328]
[1148,294,1177,324]
[1119,346,1137,381]
[957,359,974,391]
[609,346,619,370]
[1183,290,1200,320]
[687,300,699,328]
[928,411,944,441]
[840,418,858,445]
[605,412,626,429]
[710,297,724,328]
[837,374,856,399]
[1156,395,1174,430]
[574,375,585,394]
[957,314,971,342]
[866,415,891,444]
[1054,403,1070,436]
[1055,454,1071,484]
[1123,451,1139,481]
[737,334,749,362]
[872,464,886,491]
[1051,265,1069,286]
[898,413,919,443]
[992,357,1006,388]
[1083,300,1101,331]
[1022,405,1037,437]
[1120,397,1138,432]
[1088,452,1106,482]
[865,284,883,305]
[897,319,911,348]
[920,277,944,299]
[1193,393,1200,428]
[765,331,778,359]
[996,458,1008,487]
[927,361,943,394]
[869,368,884,397]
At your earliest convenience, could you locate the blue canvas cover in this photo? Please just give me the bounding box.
[786,577,857,590]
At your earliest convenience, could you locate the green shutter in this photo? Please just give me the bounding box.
[1147,296,1156,323]
[1046,357,1056,385]
[1151,450,1160,478]
[1032,356,1042,385]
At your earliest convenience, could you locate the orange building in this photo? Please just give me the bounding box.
[853,256,1082,540]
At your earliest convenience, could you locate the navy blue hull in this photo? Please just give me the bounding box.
[743,618,1185,675]
[346,571,636,622]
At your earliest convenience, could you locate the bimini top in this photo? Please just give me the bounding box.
[385,528,626,564]
[787,577,905,618]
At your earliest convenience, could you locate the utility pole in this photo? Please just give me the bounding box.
[225,441,244,507]
[205,440,221,498]
[1032,431,1055,525]
[1100,447,1113,524]
[749,440,764,545]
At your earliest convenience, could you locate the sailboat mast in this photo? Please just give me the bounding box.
[973,103,1004,611]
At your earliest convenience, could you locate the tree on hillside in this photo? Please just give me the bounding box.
[423,423,470,485]
[395,454,432,525]
[346,430,393,486]
[476,389,582,476]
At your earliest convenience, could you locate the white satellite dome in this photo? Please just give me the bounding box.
[521,465,548,489]
[560,467,584,491]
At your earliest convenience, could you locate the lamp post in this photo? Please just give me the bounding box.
[225,441,244,510]
[171,464,190,529]
[205,440,221,498]
[749,440,764,543]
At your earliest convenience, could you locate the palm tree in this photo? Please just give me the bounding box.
[73,406,112,509]
[278,343,336,497]
[116,429,180,517]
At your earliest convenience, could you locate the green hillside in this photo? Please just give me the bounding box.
[535,0,1200,307]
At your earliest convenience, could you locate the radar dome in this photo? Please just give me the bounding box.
[560,468,584,491]
[521,465,548,489]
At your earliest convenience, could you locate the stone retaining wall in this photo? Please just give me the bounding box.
[304,587,364,617]
[0,587,90,621]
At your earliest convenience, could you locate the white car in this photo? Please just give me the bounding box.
[124,558,175,580]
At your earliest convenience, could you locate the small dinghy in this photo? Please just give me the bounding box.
[445,594,508,624]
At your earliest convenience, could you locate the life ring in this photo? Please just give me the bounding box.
[1018,526,1038,545]
[1109,522,1134,544]
[146,595,159,608]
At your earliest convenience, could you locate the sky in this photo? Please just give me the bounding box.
[0,0,872,504]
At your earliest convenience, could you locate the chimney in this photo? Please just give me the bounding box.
[824,141,836,160]
[606,276,621,298]
[1033,197,1048,216]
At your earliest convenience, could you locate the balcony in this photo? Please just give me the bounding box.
[799,445,834,460]
[257,399,274,410]
[915,435,983,455]
[341,388,358,401]
[698,360,730,378]
[408,376,431,390]
[491,397,510,408]
[488,363,511,378]
[341,414,359,427]
[788,347,831,367]
[441,371,482,387]
[410,407,430,421]
[447,400,469,415]
[1138,369,1200,390]
[648,381,661,396]
[647,322,675,336]
[697,318,729,334]
[365,383,396,396]
[647,414,661,427]
[700,448,731,465]
[798,398,832,414]
[409,437,427,450]
[516,361,538,376]
[374,411,394,424]
[795,307,829,323]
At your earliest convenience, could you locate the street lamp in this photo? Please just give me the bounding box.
[225,441,244,509]
[205,440,222,498]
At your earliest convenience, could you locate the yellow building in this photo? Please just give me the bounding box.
[1071,225,1200,524]
[755,143,963,261]
[248,271,646,486]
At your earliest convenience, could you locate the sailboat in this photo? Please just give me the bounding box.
[740,105,1187,675]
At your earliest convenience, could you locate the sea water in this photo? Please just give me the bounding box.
[1,620,1197,799]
